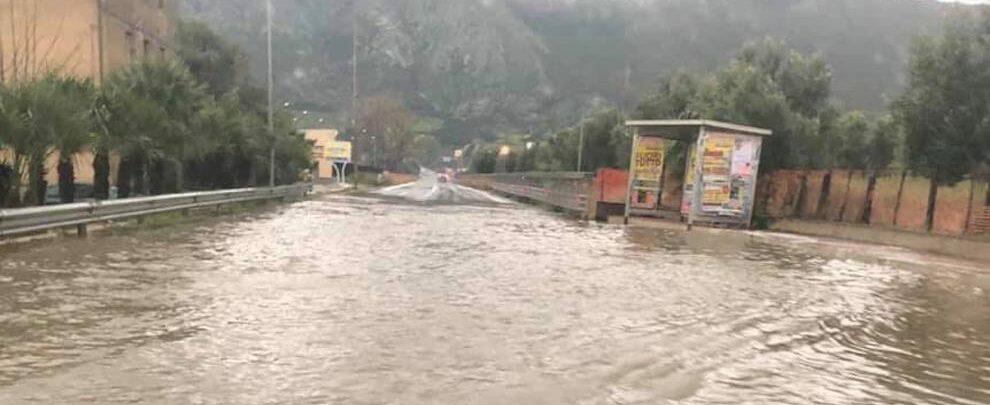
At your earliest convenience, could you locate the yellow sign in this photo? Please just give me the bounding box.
[702,135,734,178]
[634,137,665,182]
[702,183,731,206]
[324,141,352,161]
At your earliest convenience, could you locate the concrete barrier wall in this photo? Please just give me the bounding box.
[932,180,974,236]
[842,171,871,223]
[593,168,629,204]
[870,171,903,227]
[894,176,931,232]
[800,171,827,218]
[755,169,989,236]
[822,170,851,221]
[763,170,803,218]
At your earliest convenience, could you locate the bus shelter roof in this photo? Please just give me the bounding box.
[625,119,773,140]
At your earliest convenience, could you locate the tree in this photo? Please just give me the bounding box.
[635,38,839,171]
[635,72,701,120]
[471,146,498,174]
[356,96,417,171]
[866,116,897,171]
[49,77,97,203]
[98,59,209,196]
[411,134,443,167]
[0,75,93,206]
[175,20,249,98]
[894,12,990,231]
[834,111,870,170]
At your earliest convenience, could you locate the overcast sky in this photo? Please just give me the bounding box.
[941,0,990,4]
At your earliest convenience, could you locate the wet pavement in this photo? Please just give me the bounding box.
[0,192,988,404]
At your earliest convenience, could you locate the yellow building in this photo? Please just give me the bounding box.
[304,129,353,183]
[0,0,176,83]
[0,0,176,187]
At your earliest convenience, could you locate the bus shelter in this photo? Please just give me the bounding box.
[623,120,772,229]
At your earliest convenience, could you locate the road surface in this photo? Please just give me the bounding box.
[0,190,988,404]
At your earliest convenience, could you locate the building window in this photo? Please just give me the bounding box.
[143,39,151,57]
[125,31,136,59]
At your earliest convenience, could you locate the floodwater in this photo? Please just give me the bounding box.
[375,168,511,204]
[0,191,988,404]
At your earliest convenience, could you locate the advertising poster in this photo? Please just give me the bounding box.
[631,137,665,209]
[701,135,734,179]
[634,137,665,183]
[703,183,731,206]
[700,134,733,211]
[724,138,759,215]
[681,145,697,215]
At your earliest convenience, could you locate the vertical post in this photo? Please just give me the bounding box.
[267,0,276,188]
[623,127,639,225]
[96,0,105,82]
[688,127,706,231]
[352,0,359,127]
[76,223,88,237]
[577,120,584,172]
[351,0,360,190]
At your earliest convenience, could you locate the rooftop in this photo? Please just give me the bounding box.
[625,119,773,137]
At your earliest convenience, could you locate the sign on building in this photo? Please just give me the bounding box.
[325,141,352,162]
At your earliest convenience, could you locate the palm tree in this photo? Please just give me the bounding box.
[0,76,95,206]
[98,59,208,197]
[49,77,97,203]
[0,83,27,206]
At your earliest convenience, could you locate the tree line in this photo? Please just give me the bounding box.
[0,21,312,207]
[478,10,990,205]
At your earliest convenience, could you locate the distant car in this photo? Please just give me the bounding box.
[44,183,96,205]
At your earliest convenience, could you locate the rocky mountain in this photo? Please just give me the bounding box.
[179,0,968,144]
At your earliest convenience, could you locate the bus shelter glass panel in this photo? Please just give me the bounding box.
[689,131,762,226]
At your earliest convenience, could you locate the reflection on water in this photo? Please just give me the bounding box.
[0,193,988,404]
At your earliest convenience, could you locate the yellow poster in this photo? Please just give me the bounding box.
[702,183,731,206]
[702,135,734,178]
[633,137,665,182]
[681,145,697,215]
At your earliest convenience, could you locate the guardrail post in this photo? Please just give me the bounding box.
[76,223,88,237]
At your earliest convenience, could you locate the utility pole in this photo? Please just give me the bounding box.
[267,0,276,187]
[351,0,360,187]
[352,0,359,127]
[577,119,585,172]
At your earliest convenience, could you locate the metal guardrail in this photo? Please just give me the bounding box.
[462,172,594,213]
[0,184,310,237]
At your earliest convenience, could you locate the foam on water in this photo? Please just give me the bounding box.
[374,168,512,204]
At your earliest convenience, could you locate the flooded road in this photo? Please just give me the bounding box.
[1,192,988,404]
